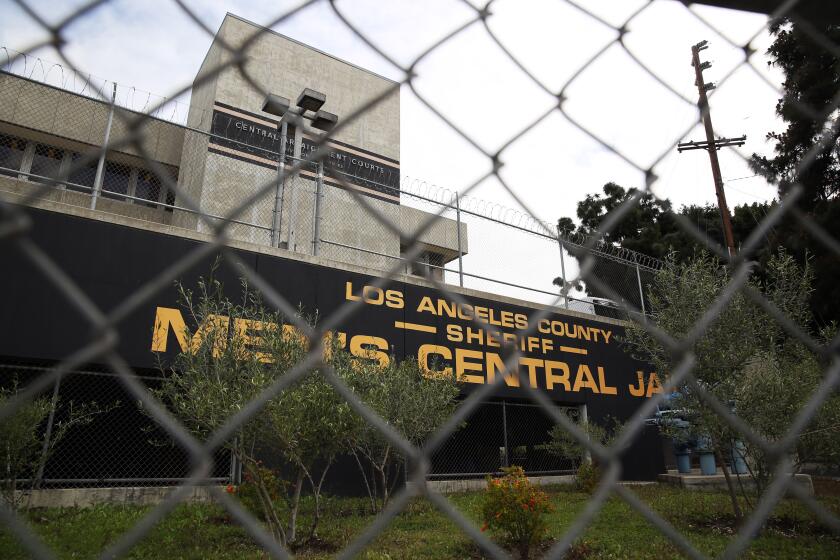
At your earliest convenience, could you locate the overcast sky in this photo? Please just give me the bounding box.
[1,0,785,305]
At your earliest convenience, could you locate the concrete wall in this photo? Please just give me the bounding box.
[214,14,399,161]
[0,175,176,226]
[400,205,467,259]
[172,35,224,232]
[0,73,184,167]
[171,13,466,274]
[0,15,466,277]
[0,72,184,225]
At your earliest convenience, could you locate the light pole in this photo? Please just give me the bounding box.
[262,89,337,253]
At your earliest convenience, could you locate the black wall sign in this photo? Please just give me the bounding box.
[0,208,665,480]
[208,101,400,203]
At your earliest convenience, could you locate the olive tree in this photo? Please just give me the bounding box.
[1,380,114,510]
[623,250,840,518]
[153,278,357,546]
[339,352,461,513]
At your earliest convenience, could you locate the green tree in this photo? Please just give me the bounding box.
[342,353,460,513]
[556,183,772,308]
[0,380,115,510]
[749,19,840,325]
[558,183,772,262]
[623,251,840,519]
[152,278,357,546]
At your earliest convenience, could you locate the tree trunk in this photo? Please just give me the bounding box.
[377,464,389,511]
[715,447,743,523]
[306,462,331,543]
[256,475,286,546]
[287,470,304,545]
[352,450,377,514]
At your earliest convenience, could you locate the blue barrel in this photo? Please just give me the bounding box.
[699,452,717,475]
[676,453,692,473]
[730,441,748,475]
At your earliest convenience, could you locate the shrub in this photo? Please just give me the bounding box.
[574,462,601,493]
[481,466,553,559]
[232,464,285,522]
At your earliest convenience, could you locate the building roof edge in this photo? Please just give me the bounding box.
[222,12,400,85]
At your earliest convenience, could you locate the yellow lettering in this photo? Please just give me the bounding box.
[349,335,390,367]
[455,348,484,384]
[628,371,646,397]
[646,372,663,397]
[345,281,360,302]
[446,324,463,343]
[151,307,188,352]
[486,352,519,387]
[417,296,436,314]
[519,357,543,388]
[545,360,571,391]
[418,344,452,379]
[572,364,600,394]
[233,318,274,362]
[437,299,456,319]
[597,366,617,395]
[385,289,404,309]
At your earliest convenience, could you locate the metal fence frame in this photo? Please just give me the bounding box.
[1,1,839,559]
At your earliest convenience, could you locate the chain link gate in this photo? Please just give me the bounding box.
[1,0,840,559]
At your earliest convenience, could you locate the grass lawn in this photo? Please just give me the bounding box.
[1,484,839,559]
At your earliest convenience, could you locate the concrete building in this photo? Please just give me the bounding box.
[0,14,665,487]
[0,13,466,279]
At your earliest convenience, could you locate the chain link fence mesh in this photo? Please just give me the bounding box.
[0,0,839,558]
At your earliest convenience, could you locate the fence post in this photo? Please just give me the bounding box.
[501,400,510,468]
[455,192,464,287]
[33,375,63,488]
[579,404,592,465]
[635,263,646,315]
[229,437,238,485]
[90,82,117,210]
[287,125,303,252]
[271,120,288,247]
[313,160,323,256]
[556,225,569,309]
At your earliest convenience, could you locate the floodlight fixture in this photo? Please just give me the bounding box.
[262,94,290,117]
[694,39,709,51]
[296,88,326,112]
[311,110,338,131]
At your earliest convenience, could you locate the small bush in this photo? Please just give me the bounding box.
[575,462,600,493]
[230,464,285,521]
[481,466,553,559]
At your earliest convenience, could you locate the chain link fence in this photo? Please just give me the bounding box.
[1,0,839,558]
[429,401,580,479]
[1,50,661,314]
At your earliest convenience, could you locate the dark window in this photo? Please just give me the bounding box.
[67,152,97,193]
[402,248,445,278]
[161,168,178,212]
[135,170,161,207]
[30,143,64,184]
[0,135,26,176]
[165,186,176,209]
[101,161,131,199]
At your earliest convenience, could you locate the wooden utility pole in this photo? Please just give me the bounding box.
[677,40,745,257]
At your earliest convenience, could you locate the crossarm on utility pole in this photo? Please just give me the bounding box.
[689,42,738,257]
